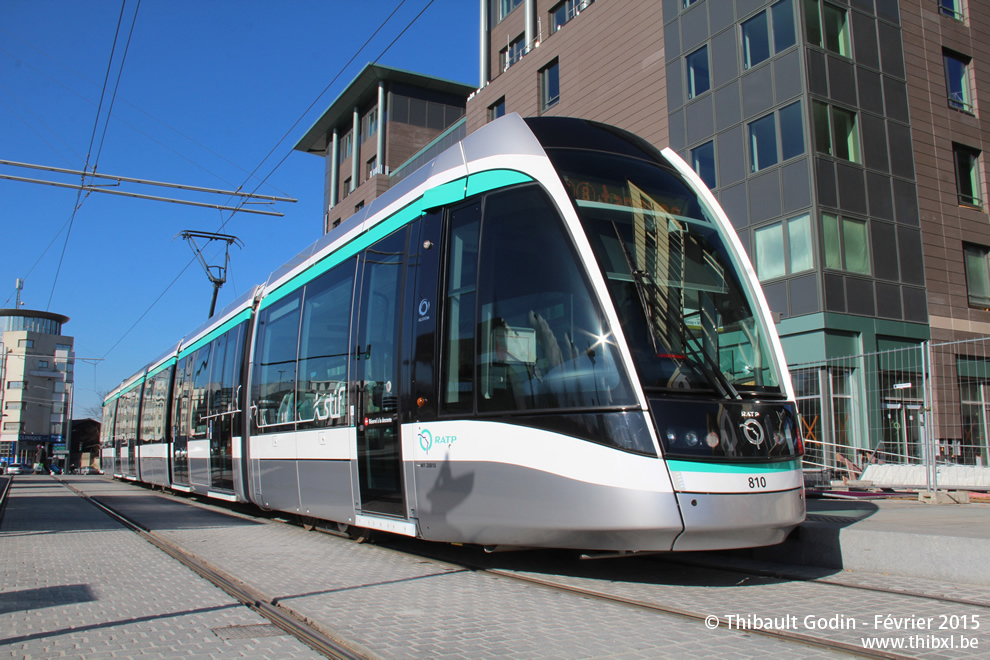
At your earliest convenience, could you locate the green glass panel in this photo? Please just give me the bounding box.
[843,218,870,275]
[788,214,813,273]
[823,213,841,269]
[964,245,990,307]
[755,223,786,280]
[813,101,831,155]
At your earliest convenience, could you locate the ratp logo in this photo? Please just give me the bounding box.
[418,428,457,454]
[418,429,433,452]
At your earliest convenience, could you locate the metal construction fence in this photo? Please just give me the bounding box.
[789,336,990,491]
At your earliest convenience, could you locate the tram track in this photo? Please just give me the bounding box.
[373,540,913,660]
[663,554,990,611]
[62,476,990,659]
[59,479,375,660]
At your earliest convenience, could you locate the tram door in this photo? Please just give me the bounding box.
[208,325,241,492]
[353,228,408,516]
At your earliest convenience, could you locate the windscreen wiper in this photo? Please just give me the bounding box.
[611,223,739,400]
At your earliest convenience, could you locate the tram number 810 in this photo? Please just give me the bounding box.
[748,476,767,489]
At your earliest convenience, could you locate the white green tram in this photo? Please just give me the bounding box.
[101,114,805,552]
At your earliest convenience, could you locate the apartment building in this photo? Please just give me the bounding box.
[464,0,990,468]
[297,1,990,469]
[294,63,475,234]
[0,308,74,466]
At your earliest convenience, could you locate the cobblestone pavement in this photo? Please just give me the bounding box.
[7,475,990,658]
[0,477,324,659]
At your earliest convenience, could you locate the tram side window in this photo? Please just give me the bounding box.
[101,401,115,447]
[190,344,213,438]
[476,186,633,413]
[297,259,356,429]
[140,368,172,444]
[253,291,302,431]
[216,325,244,419]
[128,388,142,443]
[442,202,481,413]
[172,357,190,438]
[207,333,228,423]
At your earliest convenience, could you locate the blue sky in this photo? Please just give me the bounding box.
[0,1,479,417]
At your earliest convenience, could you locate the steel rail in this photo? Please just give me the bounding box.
[466,564,910,660]
[60,479,373,660]
[662,555,990,611]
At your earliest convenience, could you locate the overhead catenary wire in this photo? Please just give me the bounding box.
[47,0,141,312]
[98,0,436,363]
[0,32,294,198]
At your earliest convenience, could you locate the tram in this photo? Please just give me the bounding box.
[101,114,804,552]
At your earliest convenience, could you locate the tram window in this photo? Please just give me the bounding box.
[207,333,227,423]
[190,344,213,438]
[140,368,171,444]
[476,186,634,413]
[173,356,189,438]
[297,259,356,429]
[442,202,481,413]
[253,292,302,431]
[218,325,243,419]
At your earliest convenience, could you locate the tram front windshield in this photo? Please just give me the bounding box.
[549,149,783,398]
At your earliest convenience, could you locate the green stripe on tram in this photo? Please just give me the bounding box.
[260,169,534,311]
[146,357,177,380]
[178,308,251,358]
[666,459,801,474]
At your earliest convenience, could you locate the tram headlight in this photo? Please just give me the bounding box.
[666,429,677,443]
[684,431,699,447]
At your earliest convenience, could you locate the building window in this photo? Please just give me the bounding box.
[684,0,701,7]
[501,34,526,71]
[691,141,717,189]
[813,102,860,163]
[742,12,771,69]
[749,113,778,172]
[341,132,353,158]
[6,381,25,390]
[944,50,974,114]
[362,109,378,141]
[541,60,560,111]
[55,344,71,352]
[343,176,352,194]
[805,0,850,57]
[779,100,805,160]
[51,422,62,435]
[792,368,824,466]
[550,0,582,34]
[823,213,870,275]
[18,339,33,348]
[686,45,710,99]
[939,0,964,21]
[739,1,796,70]
[754,213,814,281]
[964,244,990,309]
[954,144,983,207]
[37,360,48,368]
[771,0,797,53]
[4,401,26,410]
[355,200,364,213]
[489,97,506,122]
[3,422,22,431]
[498,0,523,22]
[366,156,378,179]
